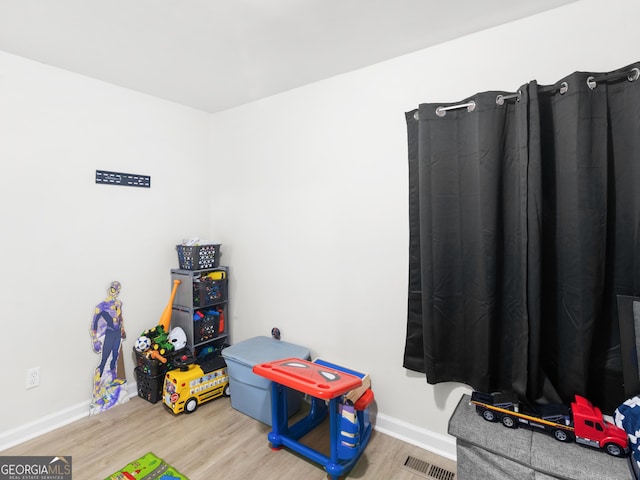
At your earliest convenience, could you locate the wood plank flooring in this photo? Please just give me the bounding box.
[1,395,456,480]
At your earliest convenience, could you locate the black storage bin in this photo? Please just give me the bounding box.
[134,350,167,377]
[135,366,164,404]
[193,278,227,308]
[176,244,220,270]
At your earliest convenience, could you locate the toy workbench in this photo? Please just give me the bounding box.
[253,357,374,480]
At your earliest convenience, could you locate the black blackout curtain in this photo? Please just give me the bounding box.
[404,61,640,412]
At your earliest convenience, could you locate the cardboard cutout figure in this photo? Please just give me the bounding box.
[90,281,129,415]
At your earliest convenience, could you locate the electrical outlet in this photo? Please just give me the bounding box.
[26,367,40,389]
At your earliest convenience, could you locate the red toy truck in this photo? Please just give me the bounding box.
[470,391,629,457]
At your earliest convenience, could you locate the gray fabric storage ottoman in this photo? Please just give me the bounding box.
[448,394,633,480]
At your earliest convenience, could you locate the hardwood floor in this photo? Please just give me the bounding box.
[1,395,456,480]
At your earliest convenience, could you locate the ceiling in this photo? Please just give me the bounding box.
[0,0,578,113]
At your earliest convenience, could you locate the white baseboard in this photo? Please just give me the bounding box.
[373,412,457,461]
[0,381,138,452]
[0,401,90,452]
[1,382,456,464]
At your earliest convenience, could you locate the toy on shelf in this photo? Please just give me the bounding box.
[133,325,188,403]
[471,391,629,457]
[133,279,185,364]
[168,324,187,350]
[135,325,185,361]
[134,335,151,353]
[133,280,186,403]
[163,353,230,414]
[160,279,181,331]
[192,307,224,342]
[615,396,640,474]
[196,344,227,361]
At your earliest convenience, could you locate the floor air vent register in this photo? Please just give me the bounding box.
[402,455,456,480]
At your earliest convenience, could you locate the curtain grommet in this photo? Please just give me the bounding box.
[559,82,569,94]
[587,76,597,90]
[628,68,640,82]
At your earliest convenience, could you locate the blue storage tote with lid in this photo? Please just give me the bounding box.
[221,336,311,425]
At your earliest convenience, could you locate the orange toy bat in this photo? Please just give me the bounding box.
[149,349,167,364]
[159,279,181,332]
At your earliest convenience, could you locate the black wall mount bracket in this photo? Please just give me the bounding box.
[96,170,151,188]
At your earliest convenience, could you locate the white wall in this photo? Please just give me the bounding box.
[0,51,211,442]
[208,0,640,457]
[2,0,638,459]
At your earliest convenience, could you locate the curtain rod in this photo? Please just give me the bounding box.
[415,67,639,120]
[435,101,476,117]
[540,81,569,94]
[413,101,476,120]
[496,91,521,105]
[587,67,639,89]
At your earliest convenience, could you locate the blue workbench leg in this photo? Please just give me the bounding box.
[324,399,373,480]
[325,397,344,480]
[267,382,288,449]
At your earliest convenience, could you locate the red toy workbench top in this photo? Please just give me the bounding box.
[252,357,362,400]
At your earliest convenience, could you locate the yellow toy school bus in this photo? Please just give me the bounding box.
[164,356,230,414]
